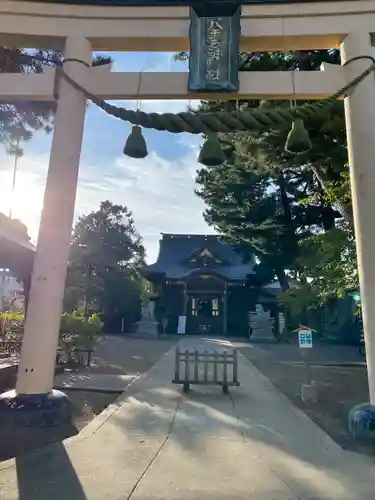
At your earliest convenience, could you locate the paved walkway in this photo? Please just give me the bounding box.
[1,337,375,500]
[53,334,176,391]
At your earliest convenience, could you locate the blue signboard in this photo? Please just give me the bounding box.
[298,329,313,348]
[188,8,240,93]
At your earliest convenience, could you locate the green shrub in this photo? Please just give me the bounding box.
[1,311,103,364]
[59,311,103,362]
[0,312,24,340]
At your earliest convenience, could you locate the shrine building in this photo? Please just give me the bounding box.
[143,233,281,336]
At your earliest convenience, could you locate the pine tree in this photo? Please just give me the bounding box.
[194,50,352,291]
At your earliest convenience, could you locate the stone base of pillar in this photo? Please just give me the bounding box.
[135,320,159,337]
[0,389,72,427]
[348,402,375,441]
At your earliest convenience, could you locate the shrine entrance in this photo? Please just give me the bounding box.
[185,273,226,335]
[187,295,223,335]
[2,0,375,421]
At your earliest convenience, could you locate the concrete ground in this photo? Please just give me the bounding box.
[90,335,177,375]
[1,336,375,500]
[54,335,177,391]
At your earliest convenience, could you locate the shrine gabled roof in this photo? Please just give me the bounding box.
[144,233,256,281]
[0,214,35,276]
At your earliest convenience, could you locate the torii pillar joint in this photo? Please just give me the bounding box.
[343,32,375,438]
[0,36,91,427]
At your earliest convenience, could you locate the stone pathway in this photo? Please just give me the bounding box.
[1,336,375,499]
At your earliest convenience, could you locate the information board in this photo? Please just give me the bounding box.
[298,327,313,348]
[188,8,240,92]
[278,312,285,335]
[177,315,186,335]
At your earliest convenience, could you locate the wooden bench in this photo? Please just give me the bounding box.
[172,348,240,394]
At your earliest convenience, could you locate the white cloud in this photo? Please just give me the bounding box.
[0,139,215,264]
[113,99,199,115]
[77,144,215,263]
[109,52,185,73]
[0,64,209,265]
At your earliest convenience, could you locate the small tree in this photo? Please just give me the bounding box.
[64,201,146,332]
[59,311,103,364]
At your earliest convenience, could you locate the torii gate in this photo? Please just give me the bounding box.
[0,0,374,430]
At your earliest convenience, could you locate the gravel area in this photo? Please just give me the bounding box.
[234,341,374,457]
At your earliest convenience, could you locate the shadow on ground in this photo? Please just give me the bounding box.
[101,337,375,499]
[234,340,371,453]
[1,337,375,500]
[15,442,87,500]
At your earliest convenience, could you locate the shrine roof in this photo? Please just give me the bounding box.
[144,233,256,281]
[0,215,35,277]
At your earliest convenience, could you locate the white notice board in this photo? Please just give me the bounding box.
[177,315,186,335]
[278,312,285,335]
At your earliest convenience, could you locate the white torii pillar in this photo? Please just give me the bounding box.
[342,32,375,428]
[5,37,91,414]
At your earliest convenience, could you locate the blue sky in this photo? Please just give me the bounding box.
[0,52,216,263]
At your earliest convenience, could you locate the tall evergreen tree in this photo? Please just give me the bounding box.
[193,50,353,292]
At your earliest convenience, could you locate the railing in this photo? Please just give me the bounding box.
[172,347,240,394]
[0,315,23,358]
[56,346,93,367]
[0,339,22,357]
[0,334,93,368]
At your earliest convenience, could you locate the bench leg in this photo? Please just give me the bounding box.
[222,384,229,395]
[183,382,190,393]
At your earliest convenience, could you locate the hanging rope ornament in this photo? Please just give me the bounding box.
[198,100,235,166]
[284,117,312,154]
[198,132,226,166]
[284,72,313,155]
[123,70,148,159]
[34,52,375,162]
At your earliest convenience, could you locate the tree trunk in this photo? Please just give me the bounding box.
[277,173,293,225]
[312,166,354,227]
[321,206,336,231]
[277,172,300,252]
[275,267,290,291]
